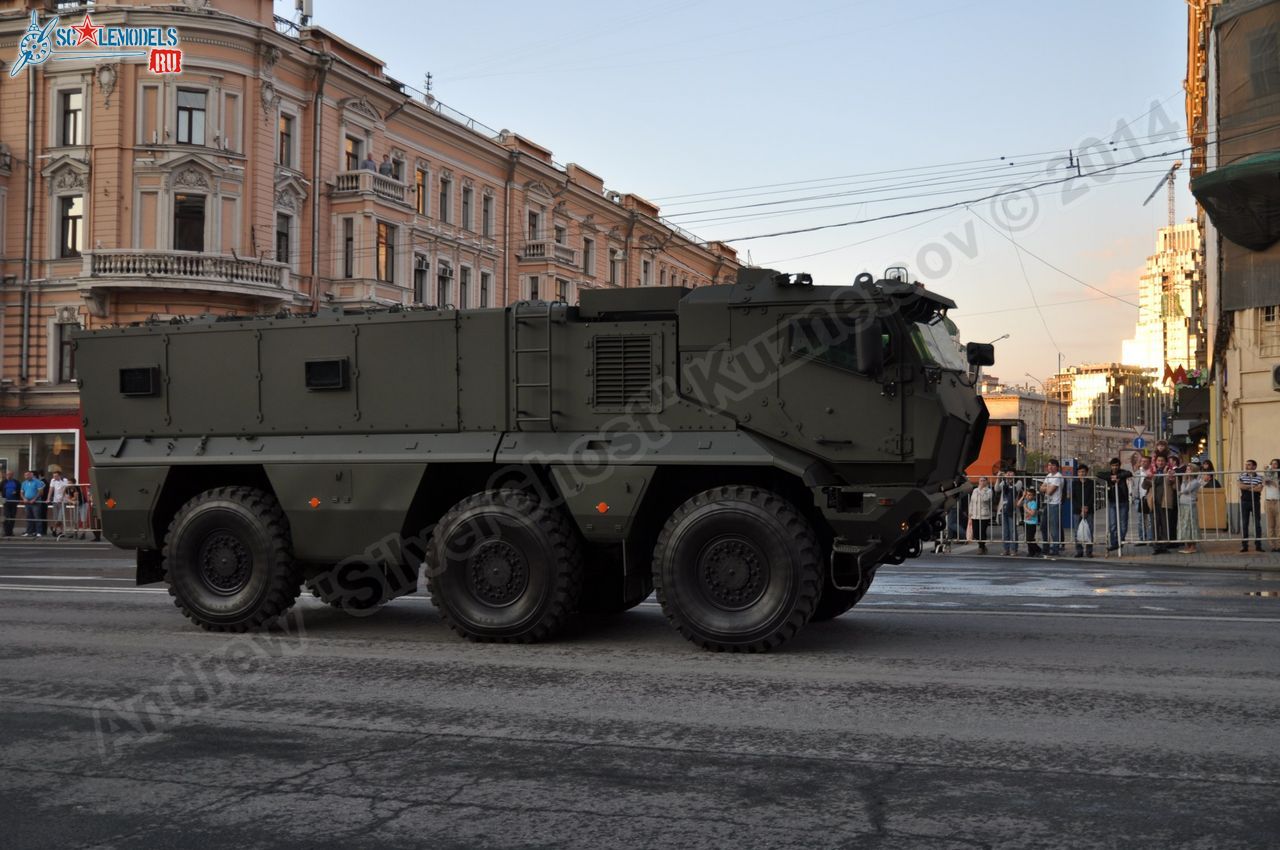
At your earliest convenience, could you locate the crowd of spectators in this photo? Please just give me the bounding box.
[943,442,1280,558]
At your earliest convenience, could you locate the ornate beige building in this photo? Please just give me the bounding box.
[0,0,737,479]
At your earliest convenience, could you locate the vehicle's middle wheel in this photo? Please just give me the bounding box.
[427,489,582,643]
[652,486,821,652]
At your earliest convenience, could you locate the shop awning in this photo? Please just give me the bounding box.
[1190,150,1280,251]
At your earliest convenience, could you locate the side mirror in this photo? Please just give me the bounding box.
[856,331,885,375]
[966,342,995,367]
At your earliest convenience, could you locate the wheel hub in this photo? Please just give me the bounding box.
[467,541,529,606]
[198,532,251,595]
[699,537,767,610]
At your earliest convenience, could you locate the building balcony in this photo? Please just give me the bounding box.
[519,239,578,267]
[332,169,408,206]
[78,250,293,309]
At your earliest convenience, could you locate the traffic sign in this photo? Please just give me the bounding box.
[1133,437,1146,449]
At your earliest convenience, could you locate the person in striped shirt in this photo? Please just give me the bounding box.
[1239,460,1264,553]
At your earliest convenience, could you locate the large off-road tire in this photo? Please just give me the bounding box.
[652,486,822,652]
[306,559,418,611]
[427,490,583,643]
[811,566,877,622]
[163,487,302,632]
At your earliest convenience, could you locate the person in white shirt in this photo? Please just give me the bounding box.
[47,470,69,535]
[1040,459,1065,556]
[968,477,994,554]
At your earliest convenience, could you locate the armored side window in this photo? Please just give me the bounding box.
[789,314,887,375]
[305,358,350,391]
[119,366,161,397]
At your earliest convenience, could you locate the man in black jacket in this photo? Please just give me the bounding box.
[1071,464,1095,557]
[1096,457,1133,553]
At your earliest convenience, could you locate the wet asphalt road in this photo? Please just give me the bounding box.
[1,542,1279,849]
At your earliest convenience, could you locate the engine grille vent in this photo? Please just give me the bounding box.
[593,335,654,409]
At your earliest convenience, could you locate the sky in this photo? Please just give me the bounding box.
[276,0,1190,382]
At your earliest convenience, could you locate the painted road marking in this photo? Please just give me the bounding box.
[0,583,1278,624]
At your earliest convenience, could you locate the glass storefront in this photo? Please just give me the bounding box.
[0,431,78,477]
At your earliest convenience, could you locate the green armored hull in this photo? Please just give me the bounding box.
[75,268,989,651]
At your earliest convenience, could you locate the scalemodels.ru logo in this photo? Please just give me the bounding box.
[9,11,182,78]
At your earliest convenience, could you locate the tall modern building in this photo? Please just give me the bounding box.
[0,0,738,481]
[1121,221,1202,376]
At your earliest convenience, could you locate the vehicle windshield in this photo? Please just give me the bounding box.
[910,318,968,371]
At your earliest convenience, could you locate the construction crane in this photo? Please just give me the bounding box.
[1143,160,1182,227]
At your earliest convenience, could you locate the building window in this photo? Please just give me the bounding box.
[582,238,594,276]
[439,176,452,224]
[278,113,294,167]
[58,195,83,258]
[57,322,79,384]
[59,91,83,146]
[609,248,620,285]
[437,262,453,306]
[554,224,566,245]
[376,221,395,283]
[173,194,205,252]
[660,268,666,287]
[555,278,568,303]
[176,89,206,145]
[1262,305,1280,356]
[482,195,494,237]
[342,218,354,278]
[459,266,471,309]
[345,136,362,172]
[391,158,404,182]
[275,212,291,267]
[642,258,652,286]
[461,187,474,231]
[528,275,540,301]
[415,168,427,216]
[413,254,429,303]
[480,271,491,307]
[527,210,540,240]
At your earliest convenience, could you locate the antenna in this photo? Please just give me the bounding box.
[295,0,313,26]
[1142,160,1182,227]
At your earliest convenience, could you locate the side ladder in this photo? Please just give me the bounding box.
[512,302,559,431]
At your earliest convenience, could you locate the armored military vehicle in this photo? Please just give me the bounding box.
[75,268,990,652]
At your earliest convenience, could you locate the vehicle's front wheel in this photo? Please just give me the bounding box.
[652,486,821,652]
[164,487,302,632]
[427,490,582,643]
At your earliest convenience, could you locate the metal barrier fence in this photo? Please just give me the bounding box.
[936,467,1280,557]
[3,483,102,540]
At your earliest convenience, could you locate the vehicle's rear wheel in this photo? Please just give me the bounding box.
[811,565,877,622]
[163,486,301,632]
[427,490,582,643]
[652,486,821,652]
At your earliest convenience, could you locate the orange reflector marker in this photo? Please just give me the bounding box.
[104,497,117,509]
[595,502,610,514]
[308,497,321,509]
[877,498,895,507]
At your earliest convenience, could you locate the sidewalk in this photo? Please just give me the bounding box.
[931,538,1280,571]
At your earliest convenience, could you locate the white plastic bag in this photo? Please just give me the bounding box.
[1075,518,1090,543]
